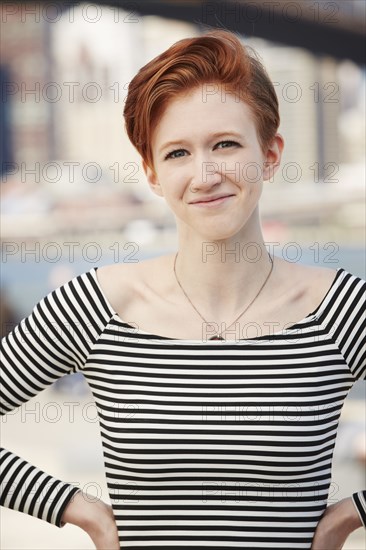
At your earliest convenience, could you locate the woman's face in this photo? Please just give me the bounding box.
[143,84,283,241]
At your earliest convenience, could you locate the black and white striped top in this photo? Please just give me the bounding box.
[1,265,365,549]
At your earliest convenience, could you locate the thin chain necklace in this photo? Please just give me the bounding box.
[173,250,274,340]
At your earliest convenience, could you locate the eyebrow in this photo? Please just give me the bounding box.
[158,131,244,155]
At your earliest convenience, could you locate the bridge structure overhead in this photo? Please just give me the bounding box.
[75,0,365,64]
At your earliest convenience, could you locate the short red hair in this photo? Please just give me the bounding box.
[123,29,280,171]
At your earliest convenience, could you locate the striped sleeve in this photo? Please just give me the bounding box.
[318,270,366,381]
[352,491,366,528]
[316,270,366,528]
[0,449,81,528]
[0,269,114,527]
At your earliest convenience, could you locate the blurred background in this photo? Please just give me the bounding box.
[1,0,365,547]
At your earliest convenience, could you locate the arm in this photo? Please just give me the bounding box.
[312,271,366,549]
[0,270,116,534]
[61,490,119,549]
[311,497,363,550]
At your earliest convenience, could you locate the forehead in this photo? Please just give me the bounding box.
[153,86,256,140]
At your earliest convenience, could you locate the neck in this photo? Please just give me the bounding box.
[173,223,274,319]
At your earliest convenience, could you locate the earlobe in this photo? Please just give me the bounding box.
[142,160,164,197]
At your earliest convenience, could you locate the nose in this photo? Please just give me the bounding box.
[189,158,222,193]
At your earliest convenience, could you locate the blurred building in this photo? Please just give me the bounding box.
[1,5,54,168]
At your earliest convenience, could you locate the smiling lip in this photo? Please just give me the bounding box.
[190,194,234,205]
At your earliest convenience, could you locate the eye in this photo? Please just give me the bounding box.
[164,149,187,160]
[215,140,240,149]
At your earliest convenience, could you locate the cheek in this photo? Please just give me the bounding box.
[163,169,188,195]
[242,173,263,207]
[238,157,263,185]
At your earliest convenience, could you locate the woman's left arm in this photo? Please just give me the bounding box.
[312,271,366,549]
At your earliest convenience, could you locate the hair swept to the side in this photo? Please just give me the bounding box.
[123,29,280,171]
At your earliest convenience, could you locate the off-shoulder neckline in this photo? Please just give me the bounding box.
[90,266,346,343]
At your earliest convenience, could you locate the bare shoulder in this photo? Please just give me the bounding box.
[95,254,172,310]
[297,262,338,286]
[278,258,339,305]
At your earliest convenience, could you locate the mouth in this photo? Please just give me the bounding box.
[190,194,235,206]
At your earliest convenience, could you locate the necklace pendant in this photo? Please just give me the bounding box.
[209,335,225,341]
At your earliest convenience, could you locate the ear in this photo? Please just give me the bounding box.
[142,159,164,197]
[262,133,284,182]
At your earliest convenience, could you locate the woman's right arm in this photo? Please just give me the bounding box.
[0,270,119,546]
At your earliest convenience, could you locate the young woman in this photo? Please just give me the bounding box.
[1,30,365,550]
